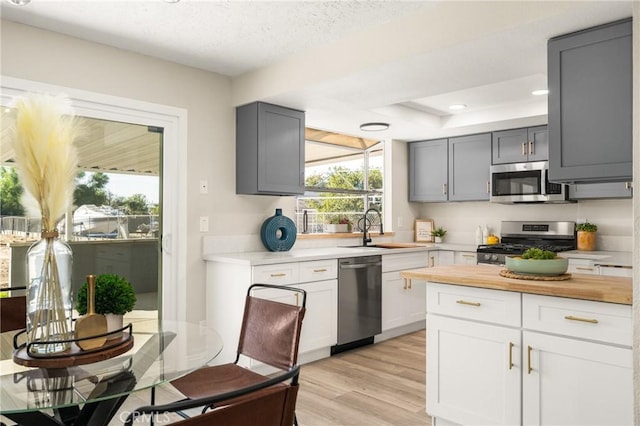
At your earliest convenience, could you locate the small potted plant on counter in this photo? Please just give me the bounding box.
[325,216,351,233]
[576,222,598,251]
[76,274,136,338]
[431,226,447,243]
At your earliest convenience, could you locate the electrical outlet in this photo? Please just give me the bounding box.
[199,216,209,232]
[199,180,208,194]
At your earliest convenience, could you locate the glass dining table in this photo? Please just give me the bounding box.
[0,318,223,426]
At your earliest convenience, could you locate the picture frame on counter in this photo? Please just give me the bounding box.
[415,219,434,243]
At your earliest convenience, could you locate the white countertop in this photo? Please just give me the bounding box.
[558,250,632,268]
[203,243,477,266]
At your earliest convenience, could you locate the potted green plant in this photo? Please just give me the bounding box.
[576,222,598,251]
[326,216,351,233]
[431,226,447,243]
[76,274,136,338]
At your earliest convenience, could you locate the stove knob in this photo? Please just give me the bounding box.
[483,254,491,260]
[491,254,499,261]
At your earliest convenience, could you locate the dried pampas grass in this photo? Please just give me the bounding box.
[11,93,79,231]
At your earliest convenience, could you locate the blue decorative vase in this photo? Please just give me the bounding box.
[260,209,297,252]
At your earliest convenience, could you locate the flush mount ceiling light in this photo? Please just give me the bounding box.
[448,104,467,111]
[531,89,549,96]
[359,122,389,132]
[7,0,31,5]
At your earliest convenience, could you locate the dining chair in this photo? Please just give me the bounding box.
[167,283,306,424]
[126,364,300,426]
[0,287,27,333]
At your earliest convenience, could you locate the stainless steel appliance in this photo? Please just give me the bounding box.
[332,255,382,355]
[490,161,570,203]
[477,221,576,265]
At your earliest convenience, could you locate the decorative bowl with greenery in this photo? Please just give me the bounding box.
[76,274,137,316]
[505,248,569,276]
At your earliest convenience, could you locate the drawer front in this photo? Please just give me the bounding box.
[523,294,632,346]
[298,259,337,283]
[382,252,429,272]
[252,263,299,285]
[454,251,478,265]
[567,258,598,275]
[427,283,521,327]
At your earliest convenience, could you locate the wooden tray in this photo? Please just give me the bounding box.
[500,269,572,281]
[13,332,133,368]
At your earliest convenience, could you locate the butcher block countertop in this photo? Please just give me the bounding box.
[401,264,632,305]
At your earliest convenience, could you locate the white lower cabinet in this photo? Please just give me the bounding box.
[426,283,632,426]
[427,315,521,425]
[522,331,633,426]
[382,252,428,332]
[253,279,337,355]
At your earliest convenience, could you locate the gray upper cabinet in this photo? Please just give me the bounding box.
[492,126,547,164]
[409,139,448,202]
[448,133,491,201]
[236,102,305,195]
[409,133,491,202]
[548,19,632,183]
[569,182,633,200]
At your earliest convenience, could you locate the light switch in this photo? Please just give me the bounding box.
[199,216,209,232]
[199,180,208,194]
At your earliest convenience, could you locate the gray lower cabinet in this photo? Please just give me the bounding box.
[236,101,305,195]
[408,139,448,202]
[548,19,632,183]
[569,181,633,200]
[409,133,490,202]
[492,126,547,164]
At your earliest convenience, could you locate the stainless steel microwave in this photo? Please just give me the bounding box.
[490,161,570,203]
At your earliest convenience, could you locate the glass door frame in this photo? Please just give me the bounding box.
[0,76,188,321]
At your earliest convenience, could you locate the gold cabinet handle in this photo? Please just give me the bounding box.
[403,279,408,290]
[522,142,526,156]
[625,182,632,190]
[564,315,598,324]
[527,345,533,374]
[456,300,481,307]
[408,280,412,290]
[508,342,514,370]
[313,268,327,273]
[270,273,287,277]
[462,254,475,258]
[429,257,435,267]
[528,140,535,155]
[576,267,594,271]
[486,181,491,193]
[442,183,447,195]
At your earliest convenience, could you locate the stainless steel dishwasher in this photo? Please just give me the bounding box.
[331,255,382,355]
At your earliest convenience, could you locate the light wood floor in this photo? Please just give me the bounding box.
[112,329,430,425]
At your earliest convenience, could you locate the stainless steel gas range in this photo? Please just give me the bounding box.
[476,221,576,265]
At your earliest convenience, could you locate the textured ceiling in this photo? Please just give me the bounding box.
[0,1,634,142]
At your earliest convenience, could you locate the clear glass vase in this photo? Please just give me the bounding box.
[26,231,73,355]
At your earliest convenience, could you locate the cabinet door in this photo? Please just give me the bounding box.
[548,19,632,183]
[569,181,633,199]
[252,279,337,354]
[427,315,521,425]
[522,331,633,425]
[381,271,426,331]
[492,128,528,164]
[448,133,491,201]
[526,126,548,162]
[408,139,448,202]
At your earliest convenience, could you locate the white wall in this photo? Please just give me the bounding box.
[0,20,296,323]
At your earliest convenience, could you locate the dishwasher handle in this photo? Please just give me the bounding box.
[340,262,382,269]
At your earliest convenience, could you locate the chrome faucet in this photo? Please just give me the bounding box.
[362,208,384,246]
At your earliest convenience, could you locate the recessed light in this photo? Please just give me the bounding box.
[448,104,467,111]
[7,0,31,5]
[360,122,389,132]
[531,89,549,96]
